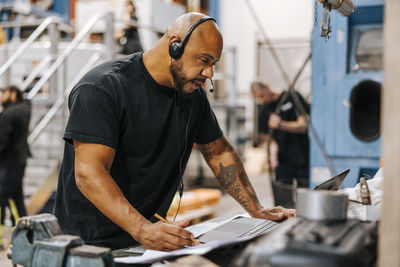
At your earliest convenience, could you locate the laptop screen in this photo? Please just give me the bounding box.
[314,169,350,190]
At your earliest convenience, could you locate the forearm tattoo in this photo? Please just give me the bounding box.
[216,161,260,216]
[199,138,261,215]
[217,163,236,189]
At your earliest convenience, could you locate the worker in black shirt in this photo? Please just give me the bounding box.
[54,12,295,252]
[251,81,310,187]
[0,85,31,224]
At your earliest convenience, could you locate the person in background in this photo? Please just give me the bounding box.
[251,81,310,187]
[0,85,31,225]
[115,0,143,55]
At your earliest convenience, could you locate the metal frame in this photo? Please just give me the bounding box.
[0,16,61,83]
[0,19,72,33]
[28,52,102,144]
[247,0,335,182]
[26,12,115,100]
[0,12,116,148]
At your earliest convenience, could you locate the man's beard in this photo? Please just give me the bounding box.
[170,59,188,95]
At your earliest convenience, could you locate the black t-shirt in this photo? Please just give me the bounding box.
[0,100,31,168]
[54,52,222,250]
[258,91,309,166]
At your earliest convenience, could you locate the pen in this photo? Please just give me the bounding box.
[154,213,201,245]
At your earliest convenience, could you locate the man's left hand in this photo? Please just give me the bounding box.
[253,206,296,221]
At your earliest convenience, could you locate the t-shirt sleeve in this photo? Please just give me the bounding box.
[194,98,223,145]
[64,84,119,149]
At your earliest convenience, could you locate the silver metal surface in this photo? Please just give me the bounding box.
[296,188,348,220]
[48,21,60,100]
[28,52,102,144]
[0,16,60,78]
[328,0,354,16]
[20,55,53,91]
[27,13,106,100]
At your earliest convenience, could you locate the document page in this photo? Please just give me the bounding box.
[114,238,252,264]
[116,214,250,264]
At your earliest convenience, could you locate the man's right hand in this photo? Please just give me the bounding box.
[268,113,282,130]
[135,220,195,251]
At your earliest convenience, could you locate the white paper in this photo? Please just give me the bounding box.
[115,213,251,264]
[114,238,252,264]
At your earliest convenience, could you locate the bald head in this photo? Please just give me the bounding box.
[166,12,221,42]
[142,12,223,93]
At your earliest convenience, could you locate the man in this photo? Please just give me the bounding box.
[0,85,31,224]
[251,81,310,187]
[54,12,294,252]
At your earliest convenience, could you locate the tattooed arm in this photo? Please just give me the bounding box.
[198,136,295,220]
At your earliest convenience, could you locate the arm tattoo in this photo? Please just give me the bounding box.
[199,138,234,161]
[230,183,252,214]
[216,163,236,189]
[200,137,261,216]
[198,140,217,160]
[216,162,258,216]
[238,167,259,205]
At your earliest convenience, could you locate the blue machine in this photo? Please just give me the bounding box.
[311,0,384,188]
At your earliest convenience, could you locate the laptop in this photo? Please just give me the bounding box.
[313,169,350,190]
[197,216,278,243]
[197,169,350,243]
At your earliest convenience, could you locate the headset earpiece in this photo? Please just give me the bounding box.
[169,40,183,59]
[168,16,216,60]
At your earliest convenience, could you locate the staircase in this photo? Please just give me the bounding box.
[24,97,65,211]
[0,13,115,215]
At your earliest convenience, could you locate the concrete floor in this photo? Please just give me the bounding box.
[0,146,272,266]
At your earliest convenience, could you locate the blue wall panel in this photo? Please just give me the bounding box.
[310,0,384,188]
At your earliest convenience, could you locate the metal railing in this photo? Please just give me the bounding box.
[0,19,72,33]
[4,12,117,207]
[23,12,115,144]
[0,16,61,79]
[20,55,53,91]
[28,52,102,144]
[26,12,114,100]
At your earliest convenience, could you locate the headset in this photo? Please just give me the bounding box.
[173,93,193,221]
[169,16,216,93]
[169,16,216,60]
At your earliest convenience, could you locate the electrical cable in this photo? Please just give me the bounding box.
[173,93,193,221]
[173,186,183,221]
